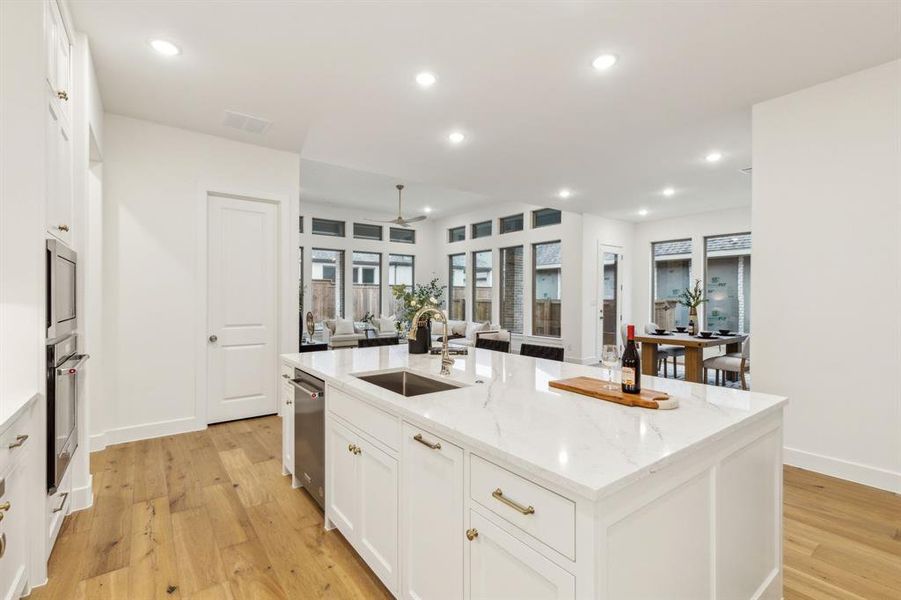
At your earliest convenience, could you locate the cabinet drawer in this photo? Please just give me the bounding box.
[470,455,575,560]
[329,387,399,451]
[0,422,31,477]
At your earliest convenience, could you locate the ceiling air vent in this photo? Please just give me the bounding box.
[222,110,272,135]
[740,167,752,175]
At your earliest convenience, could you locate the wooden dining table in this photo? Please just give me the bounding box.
[634,332,747,384]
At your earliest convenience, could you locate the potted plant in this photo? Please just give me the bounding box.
[678,279,708,334]
[391,277,446,353]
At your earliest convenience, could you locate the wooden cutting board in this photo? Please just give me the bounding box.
[549,376,679,410]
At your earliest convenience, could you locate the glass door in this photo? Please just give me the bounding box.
[598,247,623,356]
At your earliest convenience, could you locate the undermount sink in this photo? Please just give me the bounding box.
[355,370,463,397]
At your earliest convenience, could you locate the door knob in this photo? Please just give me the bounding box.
[209,335,218,343]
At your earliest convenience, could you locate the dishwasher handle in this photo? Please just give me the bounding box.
[288,378,321,398]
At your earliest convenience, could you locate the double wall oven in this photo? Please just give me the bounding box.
[46,239,87,493]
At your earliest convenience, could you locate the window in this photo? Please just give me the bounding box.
[390,227,415,244]
[532,208,562,228]
[705,233,751,333]
[448,226,465,243]
[353,222,382,241]
[532,241,561,337]
[471,221,492,239]
[388,254,414,317]
[472,250,493,322]
[499,246,523,334]
[499,213,524,234]
[299,216,304,233]
[311,249,345,321]
[352,251,381,320]
[312,218,345,237]
[448,254,466,320]
[651,239,692,328]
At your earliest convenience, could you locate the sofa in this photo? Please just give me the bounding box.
[321,316,399,348]
[431,320,506,349]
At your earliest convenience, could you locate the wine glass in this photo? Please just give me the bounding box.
[601,345,620,390]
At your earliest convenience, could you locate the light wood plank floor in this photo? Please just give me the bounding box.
[26,416,901,599]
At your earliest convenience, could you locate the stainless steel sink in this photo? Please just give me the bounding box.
[355,370,462,397]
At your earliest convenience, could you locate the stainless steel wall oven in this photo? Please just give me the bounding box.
[46,334,87,493]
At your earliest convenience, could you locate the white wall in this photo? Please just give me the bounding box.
[752,60,901,492]
[99,114,300,448]
[631,207,752,331]
[298,200,433,322]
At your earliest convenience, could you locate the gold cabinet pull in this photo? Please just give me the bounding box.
[0,502,10,512]
[0,532,6,559]
[52,492,69,513]
[7,435,27,449]
[492,488,535,515]
[57,90,69,101]
[466,528,479,541]
[57,224,70,232]
[413,433,441,450]
[353,445,362,455]
[347,443,362,455]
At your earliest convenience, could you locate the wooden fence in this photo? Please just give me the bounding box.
[533,299,561,337]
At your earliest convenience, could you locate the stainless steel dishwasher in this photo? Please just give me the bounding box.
[291,369,325,510]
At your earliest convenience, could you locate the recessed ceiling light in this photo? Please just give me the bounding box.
[415,72,437,88]
[558,188,572,199]
[662,187,675,197]
[150,39,180,56]
[592,54,617,71]
[638,208,649,216]
[448,131,465,144]
[423,206,433,213]
[705,151,723,163]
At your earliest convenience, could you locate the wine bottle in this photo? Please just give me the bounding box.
[688,318,696,336]
[621,324,641,394]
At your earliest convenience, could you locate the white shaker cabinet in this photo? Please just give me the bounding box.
[467,510,575,600]
[401,422,463,600]
[0,460,28,600]
[325,413,398,595]
[45,0,72,126]
[45,91,73,245]
[280,368,294,476]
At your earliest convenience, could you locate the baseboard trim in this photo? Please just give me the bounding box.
[89,416,205,451]
[784,446,901,493]
[69,474,93,512]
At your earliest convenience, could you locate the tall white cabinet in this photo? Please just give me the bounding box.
[44,0,73,244]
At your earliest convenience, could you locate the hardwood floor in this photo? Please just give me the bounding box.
[27,416,391,600]
[27,417,901,599]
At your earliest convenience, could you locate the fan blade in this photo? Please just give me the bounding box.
[365,217,401,224]
[402,215,427,224]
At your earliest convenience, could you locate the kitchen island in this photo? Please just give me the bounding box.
[280,346,786,600]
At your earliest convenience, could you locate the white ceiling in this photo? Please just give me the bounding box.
[71,1,901,221]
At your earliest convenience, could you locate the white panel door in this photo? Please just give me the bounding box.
[468,511,574,600]
[401,423,464,600]
[207,195,278,423]
[357,436,399,594]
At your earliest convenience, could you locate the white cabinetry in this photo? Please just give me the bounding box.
[44,0,73,244]
[46,460,71,555]
[467,510,575,600]
[325,407,398,594]
[401,422,463,600]
[0,401,37,600]
[280,366,294,476]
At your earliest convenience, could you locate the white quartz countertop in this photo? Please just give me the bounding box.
[281,347,786,500]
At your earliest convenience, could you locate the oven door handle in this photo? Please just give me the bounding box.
[57,354,90,376]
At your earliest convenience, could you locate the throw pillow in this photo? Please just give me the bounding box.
[378,316,395,333]
[335,318,355,336]
[465,321,489,340]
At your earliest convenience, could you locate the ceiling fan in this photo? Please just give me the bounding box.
[367,184,426,228]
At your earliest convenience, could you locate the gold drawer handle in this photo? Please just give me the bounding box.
[466,528,479,541]
[0,502,10,512]
[347,443,361,455]
[57,90,69,101]
[8,434,28,449]
[57,224,70,232]
[492,488,535,515]
[413,433,441,450]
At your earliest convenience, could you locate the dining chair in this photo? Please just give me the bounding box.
[475,337,510,353]
[703,335,750,390]
[357,336,400,348]
[520,343,564,362]
[644,323,685,378]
